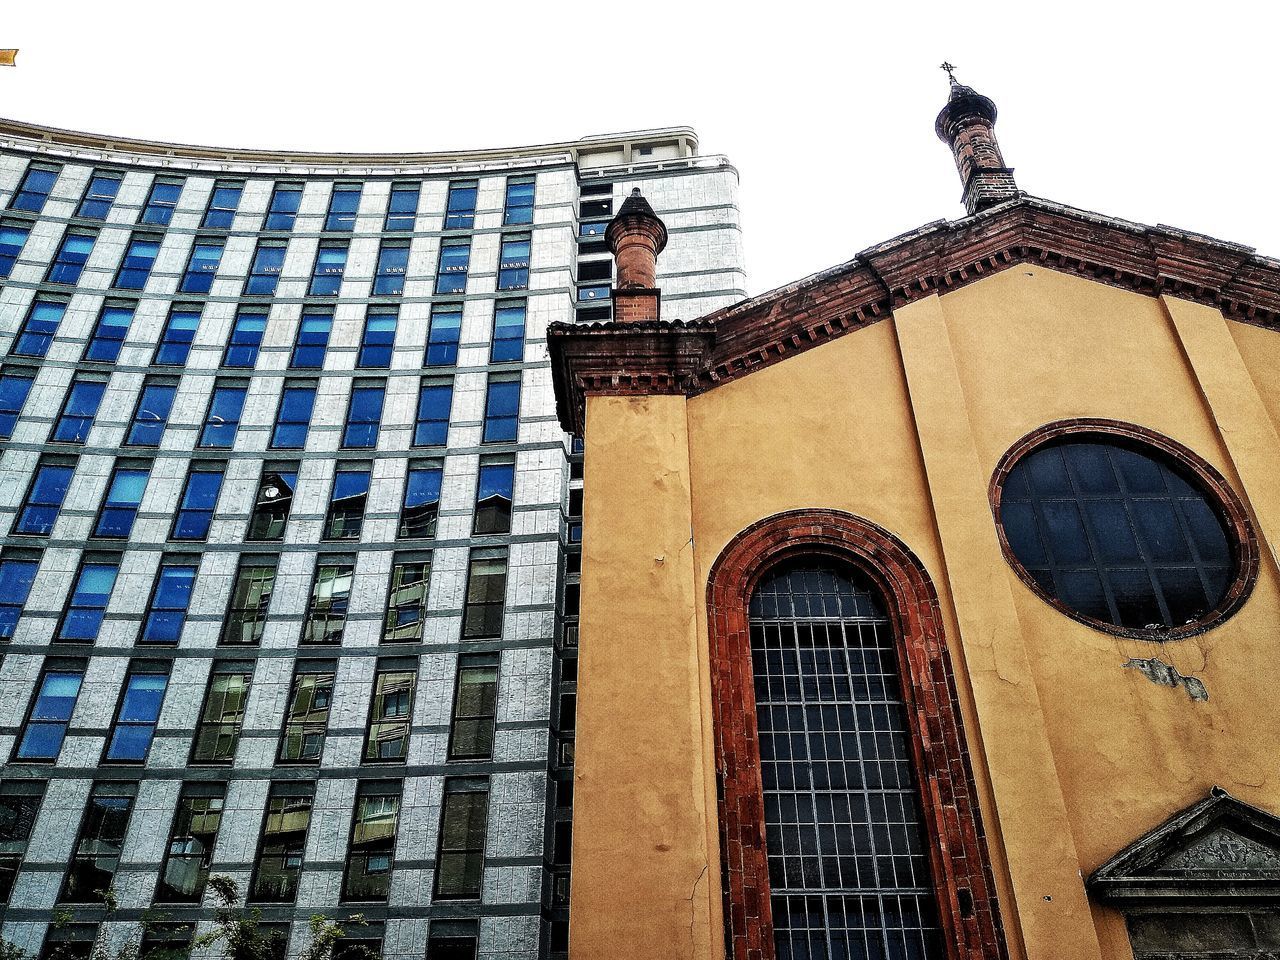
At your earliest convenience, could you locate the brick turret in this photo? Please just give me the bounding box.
[935,80,1018,215]
[605,188,668,323]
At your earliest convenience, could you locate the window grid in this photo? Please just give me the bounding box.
[222,560,277,646]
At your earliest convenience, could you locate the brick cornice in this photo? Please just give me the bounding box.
[548,196,1280,434]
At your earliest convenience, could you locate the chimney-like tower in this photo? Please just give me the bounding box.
[935,80,1018,215]
[605,188,668,323]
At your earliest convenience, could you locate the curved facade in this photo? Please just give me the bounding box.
[0,120,746,960]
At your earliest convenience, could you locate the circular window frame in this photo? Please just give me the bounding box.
[989,419,1259,641]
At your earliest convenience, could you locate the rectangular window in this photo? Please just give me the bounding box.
[266,183,303,230]
[57,557,119,641]
[373,240,409,296]
[76,172,123,220]
[248,465,299,541]
[448,654,499,760]
[198,382,247,448]
[302,555,354,644]
[444,181,477,230]
[114,234,161,290]
[141,176,183,226]
[270,383,316,449]
[462,548,507,639]
[343,782,401,902]
[201,181,243,229]
[15,665,84,761]
[10,163,59,213]
[435,239,470,294]
[104,664,168,762]
[172,464,225,540]
[47,230,96,285]
[425,303,461,366]
[180,238,226,294]
[579,219,609,239]
[497,235,530,290]
[491,301,525,363]
[577,259,611,283]
[383,554,430,643]
[156,783,225,903]
[223,308,268,367]
[190,663,251,764]
[482,376,520,443]
[278,663,335,763]
[580,198,613,219]
[414,379,453,446]
[433,778,488,900]
[385,182,419,231]
[0,219,31,277]
[222,558,277,645]
[0,367,36,439]
[250,784,314,903]
[426,922,478,960]
[155,305,201,366]
[324,466,371,540]
[125,378,177,446]
[93,464,150,538]
[84,302,134,362]
[400,462,442,539]
[0,551,40,640]
[52,377,107,444]
[62,783,136,903]
[0,782,44,902]
[364,665,415,763]
[290,308,332,368]
[343,382,385,448]
[474,457,514,535]
[15,459,75,536]
[358,307,397,368]
[142,557,199,643]
[309,241,348,295]
[11,298,66,357]
[325,183,362,231]
[503,176,535,226]
[245,240,287,296]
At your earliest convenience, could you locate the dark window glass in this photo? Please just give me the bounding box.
[199,383,246,448]
[310,242,348,296]
[426,923,477,960]
[414,380,453,446]
[48,230,95,284]
[16,461,75,536]
[77,173,122,220]
[172,466,224,541]
[358,308,397,368]
[142,559,198,643]
[462,549,506,639]
[580,198,612,219]
[291,309,332,368]
[577,260,612,286]
[426,304,461,366]
[383,557,430,643]
[180,238,225,294]
[474,459,514,535]
[0,783,44,902]
[385,183,419,231]
[94,466,149,538]
[222,560,277,645]
[482,377,520,443]
[156,785,225,902]
[12,298,66,358]
[223,309,267,368]
[448,655,498,760]
[279,666,334,763]
[105,667,168,762]
[433,779,488,900]
[266,183,303,230]
[57,560,119,641]
[343,785,400,901]
[251,786,313,902]
[400,463,442,539]
[139,921,196,960]
[0,220,31,277]
[0,367,36,438]
[365,668,415,762]
[202,182,243,229]
[497,235,530,290]
[503,177,535,226]
[52,378,106,443]
[343,383,384,448]
[84,303,134,362]
[62,784,135,903]
[114,235,161,290]
[191,668,250,764]
[303,557,354,644]
[271,384,316,449]
[141,177,183,226]
[10,164,59,213]
[248,467,298,541]
[491,302,525,363]
[444,181,477,230]
[0,555,40,640]
[326,184,362,231]
[16,668,84,760]
[325,468,371,540]
[435,239,470,294]
[126,380,177,446]
[155,306,201,365]
[373,241,409,296]
[246,241,287,296]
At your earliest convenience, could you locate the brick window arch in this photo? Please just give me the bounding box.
[706,509,1007,960]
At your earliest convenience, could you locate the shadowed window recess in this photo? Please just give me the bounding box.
[222,558,277,646]
[462,547,507,639]
[448,654,498,760]
[325,466,371,540]
[400,461,442,539]
[62,783,136,903]
[474,456,515,535]
[250,784,314,903]
[0,782,44,902]
[156,783,225,903]
[343,782,401,902]
[434,778,488,900]
[248,466,299,540]
[190,664,251,764]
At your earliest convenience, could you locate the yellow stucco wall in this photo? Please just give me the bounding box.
[569,266,1280,960]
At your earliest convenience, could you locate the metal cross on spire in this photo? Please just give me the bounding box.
[939,61,958,84]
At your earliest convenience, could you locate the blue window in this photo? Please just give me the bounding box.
[483,377,520,443]
[474,458,515,535]
[114,235,161,290]
[202,182,243,229]
[15,461,75,536]
[57,559,120,641]
[94,467,150,539]
[271,384,316,449]
[106,668,169,762]
[579,220,608,238]
[199,383,247,448]
[324,468,371,540]
[142,560,198,643]
[503,177,535,226]
[11,299,66,358]
[358,308,397,368]
[9,164,59,213]
[491,302,526,363]
[16,669,84,761]
[223,309,267,368]
[445,181,477,230]
[290,310,332,369]
[266,183,303,230]
[141,177,183,225]
[155,306,201,365]
[84,303,134,362]
[126,380,177,446]
[400,463,442,539]
[343,383,385,448]
[47,230,95,284]
[426,304,462,366]
[172,467,225,541]
[0,220,31,277]
[180,238,225,294]
[77,172,123,220]
[498,235,530,291]
[414,380,453,447]
[373,241,409,296]
[385,183,419,231]
[325,184,361,231]
[0,554,39,640]
[53,378,107,444]
[578,284,610,302]
[245,241,287,296]
[435,239,470,294]
[0,368,35,439]
[309,243,348,296]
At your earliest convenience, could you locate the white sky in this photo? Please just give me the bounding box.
[5,1,1279,296]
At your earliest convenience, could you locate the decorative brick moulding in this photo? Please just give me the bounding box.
[990,418,1260,641]
[705,510,1008,960]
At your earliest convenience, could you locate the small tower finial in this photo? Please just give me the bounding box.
[939,61,958,84]
[935,79,1019,215]
[605,189,668,323]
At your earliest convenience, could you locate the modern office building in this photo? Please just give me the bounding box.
[0,119,746,960]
